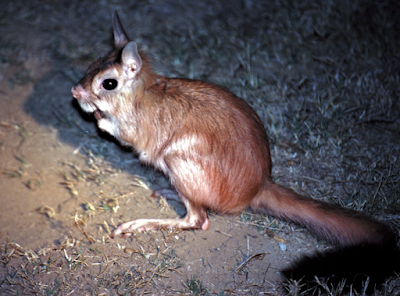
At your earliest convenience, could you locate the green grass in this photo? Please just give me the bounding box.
[184,275,210,296]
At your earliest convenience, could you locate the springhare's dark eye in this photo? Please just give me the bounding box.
[102,79,118,90]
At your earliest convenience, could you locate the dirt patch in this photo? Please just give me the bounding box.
[1,0,399,295]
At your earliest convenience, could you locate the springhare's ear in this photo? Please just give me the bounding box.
[121,41,143,79]
[113,11,129,49]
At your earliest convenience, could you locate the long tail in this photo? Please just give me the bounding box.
[251,182,395,247]
[250,182,399,288]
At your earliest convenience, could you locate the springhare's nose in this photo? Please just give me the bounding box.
[71,85,83,100]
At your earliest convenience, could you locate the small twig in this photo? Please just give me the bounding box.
[215,230,233,237]
[234,253,268,275]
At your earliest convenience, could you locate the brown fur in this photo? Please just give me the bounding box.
[72,12,395,257]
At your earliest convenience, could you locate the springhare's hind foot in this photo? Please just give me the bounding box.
[110,195,210,238]
[110,215,209,238]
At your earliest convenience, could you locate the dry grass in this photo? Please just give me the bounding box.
[0,234,186,295]
[1,0,399,295]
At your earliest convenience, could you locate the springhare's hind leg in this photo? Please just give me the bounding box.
[110,196,209,238]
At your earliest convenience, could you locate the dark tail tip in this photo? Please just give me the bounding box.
[282,243,400,293]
